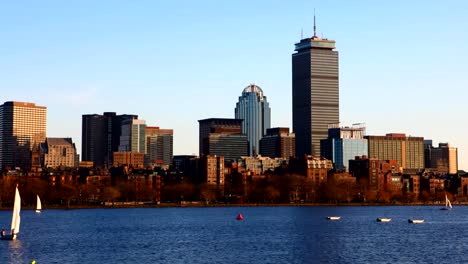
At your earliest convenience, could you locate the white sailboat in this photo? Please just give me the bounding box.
[1,185,21,240]
[36,195,42,213]
[376,218,392,222]
[440,193,453,210]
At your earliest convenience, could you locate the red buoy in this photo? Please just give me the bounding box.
[236,213,244,220]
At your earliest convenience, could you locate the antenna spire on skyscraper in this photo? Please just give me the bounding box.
[313,9,317,38]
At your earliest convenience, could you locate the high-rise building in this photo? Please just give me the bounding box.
[198,118,248,162]
[292,17,339,157]
[235,84,271,156]
[82,112,137,167]
[146,126,173,167]
[366,133,424,172]
[41,138,78,168]
[320,124,368,171]
[425,142,458,174]
[259,127,295,159]
[0,101,47,170]
[119,119,146,153]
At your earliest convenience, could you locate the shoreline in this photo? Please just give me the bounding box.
[1,201,463,210]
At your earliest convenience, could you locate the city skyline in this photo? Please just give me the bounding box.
[1,1,467,169]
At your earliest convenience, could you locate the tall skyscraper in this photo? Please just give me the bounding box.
[198,118,248,162]
[235,84,271,156]
[82,112,137,167]
[119,119,146,153]
[0,101,47,170]
[292,17,339,157]
[146,126,174,167]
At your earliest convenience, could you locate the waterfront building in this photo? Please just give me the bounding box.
[0,101,47,170]
[365,133,424,172]
[292,17,339,157]
[235,84,271,156]
[289,155,333,185]
[173,155,197,172]
[198,118,248,162]
[320,124,368,171]
[82,112,138,167]
[41,138,78,168]
[146,126,173,167]
[349,156,400,192]
[237,155,288,175]
[424,141,458,174]
[173,155,199,181]
[200,155,225,185]
[259,127,295,159]
[113,152,145,168]
[118,119,146,153]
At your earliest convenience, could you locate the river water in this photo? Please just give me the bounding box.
[0,206,467,263]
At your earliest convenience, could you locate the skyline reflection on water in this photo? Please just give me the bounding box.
[0,206,467,263]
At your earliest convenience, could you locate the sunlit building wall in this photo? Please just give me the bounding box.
[41,138,78,168]
[292,28,339,157]
[365,133,424,171]
[0,101,47,170]
[146,126,174,166]
[119,119,146,153]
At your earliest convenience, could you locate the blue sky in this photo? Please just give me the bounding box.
[1,1,467,170]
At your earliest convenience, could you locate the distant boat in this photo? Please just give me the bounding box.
[36,195,42,213]
[440,194,452,210]
[326,216,341,221]
[236,213,244,221]
[1,185,21,240]
[408,219,424,224]
[376,218,392,222]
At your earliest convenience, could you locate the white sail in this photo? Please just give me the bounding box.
[10,186,21,234]
[446,194,452,209]
[36,195,42,212]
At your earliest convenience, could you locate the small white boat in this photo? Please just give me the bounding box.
[326,216,341,220]
[376,218,392,222]
[440,194,452,210]
[408,219,424,224]
[36,195,42,213]
[1,185,21,240]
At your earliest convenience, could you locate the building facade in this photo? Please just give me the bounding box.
[292,21,339,157]
[366,133,424,171]
[425,142,458,174]
[146,126,173,167]
[198,118,248,162]
[119,119,146,153]
[289,155,333,185]
[41,138,78,168]
[200,155,225,185]
[0,101,47,170]
[113,152,145,168]
[320,124,368,171]
[82,112,138,167]
[235,84,271,156]
[259,127,295,159]
[238,156,288,175]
